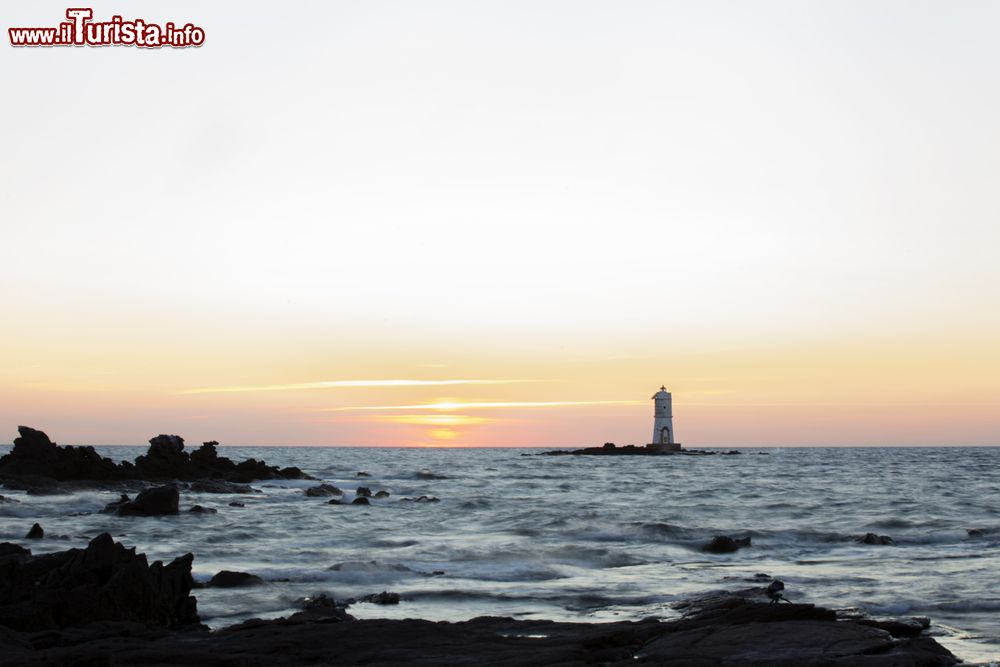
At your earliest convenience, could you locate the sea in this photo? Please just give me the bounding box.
[1,445,998,664]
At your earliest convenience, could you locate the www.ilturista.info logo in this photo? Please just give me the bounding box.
[9,8,205,48]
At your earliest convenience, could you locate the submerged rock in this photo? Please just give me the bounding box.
[414,471,449,480]
[374,490,390,499]
[25,523,43,539]
[304,484,343,497]
[355,487,372,498]
[357,591,400,605]
[285,594,354,623]
[857,532,895,545]
[207,570,263,588]
[402,495,440,503]
[352,497,370,505]
[702,535,752,553]
[188,505,217,514]
[189,479,258,494]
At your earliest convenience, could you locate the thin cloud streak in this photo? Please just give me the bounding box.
[181,379,541,395]
[326,400,643,412]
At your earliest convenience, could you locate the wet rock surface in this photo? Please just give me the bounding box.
[188,479,259,494]
[703,535,752,553]
[353,591,400,605]
[0,550,958,667]
[0,427,313,484]
[304,484,342,497]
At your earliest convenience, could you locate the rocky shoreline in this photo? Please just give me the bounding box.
[0,534,958,666]
[0,426,311,491]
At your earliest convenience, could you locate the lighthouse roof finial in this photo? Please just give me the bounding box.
[660,385,666,391]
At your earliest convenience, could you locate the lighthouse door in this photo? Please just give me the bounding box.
[660,427,671,444]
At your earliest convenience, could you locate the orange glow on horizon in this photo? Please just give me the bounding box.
[326,400,644,412]
[373,414,496,426]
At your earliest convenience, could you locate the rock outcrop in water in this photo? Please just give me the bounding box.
[538,442,743,456]
[304,484,342,497]
[109,486,179,516]
[0,580,956,666]
[0,426,312,484]
[0,533,199,632]
[702,535,752,553]
[206,570,264,588]
[0,426,124,481]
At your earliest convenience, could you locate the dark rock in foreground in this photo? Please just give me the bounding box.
[24,524,43,540]
[0,586,956,666]
[0,426,313,484]
[0,533,198,632]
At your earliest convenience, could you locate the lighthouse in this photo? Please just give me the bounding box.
[650,386,680,451]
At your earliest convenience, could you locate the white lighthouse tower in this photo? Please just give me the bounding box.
[650,386,680,451]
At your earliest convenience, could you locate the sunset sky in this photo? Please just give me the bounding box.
[2,1,998,447]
